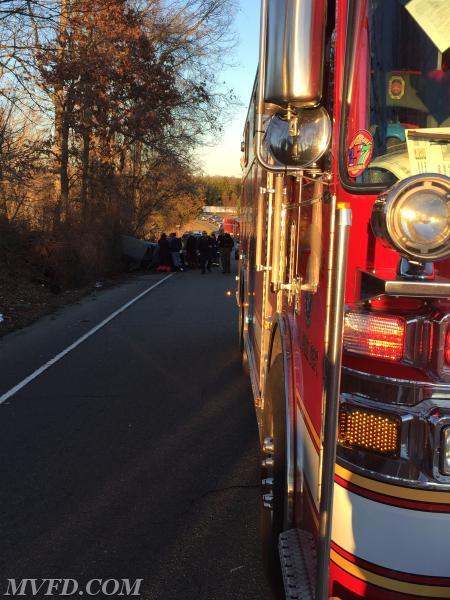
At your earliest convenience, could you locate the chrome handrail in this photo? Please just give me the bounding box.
[316,204,352,600]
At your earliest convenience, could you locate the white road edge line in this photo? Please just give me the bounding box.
[0,273,175,405]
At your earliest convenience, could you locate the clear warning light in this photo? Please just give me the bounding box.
[344,312,405,361]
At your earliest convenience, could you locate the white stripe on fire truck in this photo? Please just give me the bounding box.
[295,390,320,449]
[331,483,450,578]
[296,404,320,511]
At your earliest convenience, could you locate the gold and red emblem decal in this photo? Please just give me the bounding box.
[347,129,373,178]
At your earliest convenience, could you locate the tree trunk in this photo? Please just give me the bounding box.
[81,127,90,217]
[0,180,8,224]
[52,0,70,226]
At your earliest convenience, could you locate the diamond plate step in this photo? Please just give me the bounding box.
[279,528,317,600]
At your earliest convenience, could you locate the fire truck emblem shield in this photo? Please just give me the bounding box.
[347,129,373,178]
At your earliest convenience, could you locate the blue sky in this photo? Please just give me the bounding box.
[198,1,260,177]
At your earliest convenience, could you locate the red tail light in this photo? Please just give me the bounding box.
[344,312,405,361]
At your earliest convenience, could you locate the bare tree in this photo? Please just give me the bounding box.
[0,0,238,286]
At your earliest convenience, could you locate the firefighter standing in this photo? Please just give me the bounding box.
[210,232,219,267]
[185,234,198,269]
[169,232,183,271]
[197,231,213,274]
[217,230,234,274]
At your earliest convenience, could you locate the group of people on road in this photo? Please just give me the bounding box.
[156,230,235,275]
[196,230,234,274]
[157,232,183,272]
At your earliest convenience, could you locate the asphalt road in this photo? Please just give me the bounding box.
[0,262,276,599]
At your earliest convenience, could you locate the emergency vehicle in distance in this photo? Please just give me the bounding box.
[222,218,240,237]
[237,1,450,599]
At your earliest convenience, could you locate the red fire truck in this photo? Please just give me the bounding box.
[222,218,240,237]
[237,1,450,599]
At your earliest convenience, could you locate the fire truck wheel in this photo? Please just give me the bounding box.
[260,352,290,587]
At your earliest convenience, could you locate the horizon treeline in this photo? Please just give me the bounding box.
[202,176,241,208]
[0,0,237,286]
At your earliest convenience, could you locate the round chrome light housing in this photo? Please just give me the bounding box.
[371,174,450,262]
[265,107,331,168]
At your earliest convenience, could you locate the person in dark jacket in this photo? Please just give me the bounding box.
[157,233,172,272]
[169,232,183,271]
[197,231,212,274]
[217,230,234,273]
[210,232,219,267]
[186,234,198,269]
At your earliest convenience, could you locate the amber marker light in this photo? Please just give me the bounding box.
[344,312,405,361]
[338,405,401,456]
[225,290,232,297]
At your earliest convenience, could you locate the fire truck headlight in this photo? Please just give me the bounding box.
[371,174,450,262]
[442,427,450,476]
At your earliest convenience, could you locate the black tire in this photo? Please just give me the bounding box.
[260,353,289,591]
